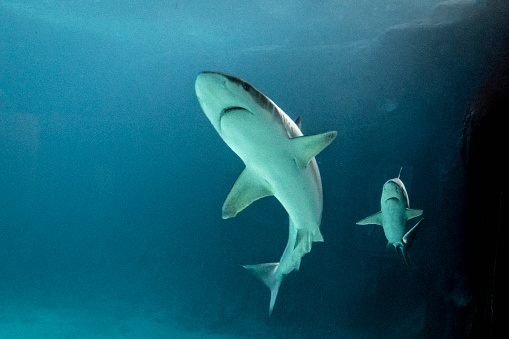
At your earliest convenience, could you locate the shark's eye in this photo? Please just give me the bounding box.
[242,83,250,91]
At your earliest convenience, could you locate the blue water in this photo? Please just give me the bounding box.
[1,1,507,338]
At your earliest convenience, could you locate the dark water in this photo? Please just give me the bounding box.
[1,1,508,338]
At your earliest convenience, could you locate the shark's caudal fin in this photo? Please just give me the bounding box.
[242,263,282,316]
[396,244,412,266]
[400,218,425,266]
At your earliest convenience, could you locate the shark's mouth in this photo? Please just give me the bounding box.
[219,106,253,130]
[221,106,246,115]
[386,197,399,202]
[220,106,255,119]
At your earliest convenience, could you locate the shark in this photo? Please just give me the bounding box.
[356,168,424,266]
[195,71,337,315]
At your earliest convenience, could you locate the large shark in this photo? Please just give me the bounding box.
[195,71,337,315]
[356,169,424,266]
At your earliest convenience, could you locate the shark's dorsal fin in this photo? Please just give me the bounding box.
[295,116,302,130]
[291,131,337,169]
[405,208,423,221]
[398,167,403,179]
[222,167,273,219]
[356,211,383,226]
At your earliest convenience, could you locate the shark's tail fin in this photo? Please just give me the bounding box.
[399,218,426,266]
[242,263,282,316]
[396,244,412,266]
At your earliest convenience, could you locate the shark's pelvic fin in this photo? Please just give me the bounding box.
[294,229,309,251]
[222,168,273,219]
[405,208,424,221]
[293,229,316,254]
[242,263,281,316]
[295,227,324,249]
[356,211,383,226]
[291,131,337,169]
[312,228,324,242]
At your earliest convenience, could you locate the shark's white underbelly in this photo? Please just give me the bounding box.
[251,156,322,231]
[221,110,322,232]
[381,200,407,243]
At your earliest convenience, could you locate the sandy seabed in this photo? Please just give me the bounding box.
[0,294,247,339]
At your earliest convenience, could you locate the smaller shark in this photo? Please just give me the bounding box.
[356,168,424,266]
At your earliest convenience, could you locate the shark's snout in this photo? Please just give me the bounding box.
[195,72,215,94]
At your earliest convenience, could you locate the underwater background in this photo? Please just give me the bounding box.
[1,1,507,338]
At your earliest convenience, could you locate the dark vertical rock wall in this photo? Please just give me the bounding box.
[461,37,508,338]
[347,1,509,337]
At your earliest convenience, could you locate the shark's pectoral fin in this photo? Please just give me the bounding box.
[356,211,383,226]
[222,168,273,219]
[405,208,423,220]
[242,263,281,316]
[402,218,425,250]
[399,218,425,266]
[291,131,337,169]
